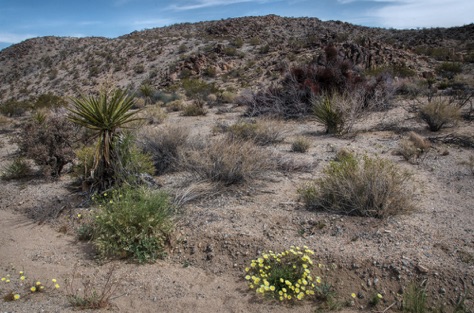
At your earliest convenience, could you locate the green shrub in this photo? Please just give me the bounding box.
[291,137,311,153]
[298,153,414,218]
[313,94,346,134]
[419,98,460,131]
[436,62,462,80]
[33,93,67,110]
[182,138,275,186]
[92,187,174,263]
[1,158,32,180]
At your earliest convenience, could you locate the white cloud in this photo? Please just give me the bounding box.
[132,18,173,26]
[371,0,474,28]
[169,0,275,11]
[0,32,36,44]
[338,0,473,28]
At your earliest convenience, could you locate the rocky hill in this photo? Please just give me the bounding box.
[0,15,473,102]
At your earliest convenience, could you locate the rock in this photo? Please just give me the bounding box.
[439,287,446,294]
[416,264,429,274]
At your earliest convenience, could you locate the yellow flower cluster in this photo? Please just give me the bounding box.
[244,246,319,302]
[1,269,60,301]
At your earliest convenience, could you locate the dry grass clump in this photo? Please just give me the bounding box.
[291,136,311,153]
[419,97,460,131]
[137,125,189,175]
[165,100,185,112]
[396,131,431,162]
[181,137,275,185]
[139,105,167,124]
[220,119,285,146]
[182,101,207,116]
[298,153,414,218]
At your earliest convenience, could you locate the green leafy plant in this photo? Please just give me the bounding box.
[244,246,320,302]
[91,187,174,263]
[419,97,460,131]
[68,89,142,191]
[299,153,414,218]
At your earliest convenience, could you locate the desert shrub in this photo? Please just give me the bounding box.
[32,93,67,110]
[218,91,236,103]
[153,91,179,104]
[313,94,345,134]
[137,125,189,175]
[138,84,155,106]
[182,101,207,116]
[181,78,218,101]
[243,46,394,119]
[1,157,32,180]
[0,99,31,116]
[461,155,474,175]
[298,153,414,218]
[165,99,184,112]
[436,62,462,80]
[291,137,311,153]
[222,119,284,146]
[91,187,174,263]
[19,110,77,177]
[139,105,167,124]
[419,98,460,131]
[396,132,431,162]
[68,90,142,191]
[182,138,275,185]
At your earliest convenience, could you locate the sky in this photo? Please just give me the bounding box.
[0,0,473,50]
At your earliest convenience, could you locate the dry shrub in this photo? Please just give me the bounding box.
[137,125,189,175]
[222,119,284,146]
[182,137,275,185]
[182,100,207,116]
[19,109,78,177]
[298,153,414,218]
[139,105,167,124]
[165,100,184,112]
[274,154,316,173]
[291,136,311,153]
[419,97,460,131]
[396,131,431,162]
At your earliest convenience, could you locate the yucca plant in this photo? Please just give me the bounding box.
[68,90,141,191]
[313,94,345,134]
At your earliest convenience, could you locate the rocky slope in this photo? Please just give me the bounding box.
[1,15,473,102]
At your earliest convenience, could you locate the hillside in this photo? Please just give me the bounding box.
[1,15,473,102]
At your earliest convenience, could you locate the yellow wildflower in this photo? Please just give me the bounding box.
[377,293,383,299]
[245,275,251,280]
[13,294,20,300]
[30,287,36,292]
[36,281,41,286]
[20,276,25,281]
[269,286,275,291]
[55,284,60,289]
[52,278,57,283]
[351,293,357,298]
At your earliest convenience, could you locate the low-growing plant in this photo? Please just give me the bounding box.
[299,153,414,218]
[244,246,321,302]
[182,137,275,186]
[139,105,167,124]
[396,131,431,162]
[0,99,31,116]
[165,99,185,112]
[436,62,462,80]
[1,268,60,303]
[223,119,284,146]
[402,281,427,313]
[182,101,207,116]
[137,125,189,175]
[419,97,460,131]
[291,137,311,153]
[1,158,32,180]
[66,265,119,309]
[91,187,174,262]
[312,93,346,134]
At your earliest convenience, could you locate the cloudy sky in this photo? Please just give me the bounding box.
[1,0,472,50]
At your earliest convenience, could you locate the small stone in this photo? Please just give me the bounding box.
[439,287,446,294]
[417,264,429,274]
[357,292,365,299]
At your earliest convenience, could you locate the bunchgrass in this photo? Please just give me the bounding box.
[299,153,414,218]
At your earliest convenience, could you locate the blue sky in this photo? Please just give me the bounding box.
[1,0,473,50]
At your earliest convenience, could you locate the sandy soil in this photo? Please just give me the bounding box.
[0,102,473,312]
